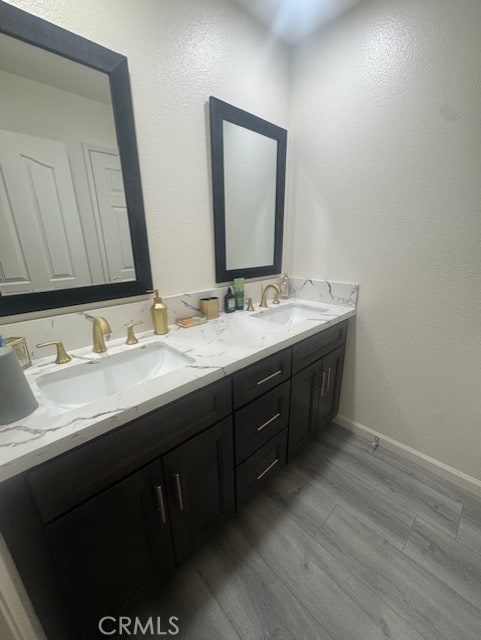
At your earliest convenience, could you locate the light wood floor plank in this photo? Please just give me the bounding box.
[294,445,415,549]
[331,423,481,548]
[318,506,481,640]
[262,465,335,537]
[126,566,242,640]
[458,505,481,556]
[193,521,334,640]
[318,426,462,536]
[236,492,425,640]
[404,517,481,612]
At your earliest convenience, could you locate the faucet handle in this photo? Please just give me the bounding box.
[246,298,255,312]
[126,320,144,345]
[36,341,72,365]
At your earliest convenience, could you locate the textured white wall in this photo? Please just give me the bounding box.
[5,0,289,296]
[289,0,481,481]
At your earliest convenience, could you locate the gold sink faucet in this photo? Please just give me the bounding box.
[259,284,281,308]
[92,316,112,353]
[36,341,72,365]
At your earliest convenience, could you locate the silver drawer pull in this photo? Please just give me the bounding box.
[256,369,282,386]
[256,458,279,480]
[173,473,184,510]
[321,370,326,397]
[257,412,281,432]
[314,371,326,395]
[154,484,167,524]
[326,367,331,393]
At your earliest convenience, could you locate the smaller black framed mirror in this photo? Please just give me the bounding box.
[209,96,287,283]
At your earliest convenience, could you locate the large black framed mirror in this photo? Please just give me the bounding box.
[0,1,152,316]
[209,96,287,283]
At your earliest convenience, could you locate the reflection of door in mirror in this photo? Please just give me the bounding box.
[84,145,135,283]
[0,30,137,296]
[0,129,91,295]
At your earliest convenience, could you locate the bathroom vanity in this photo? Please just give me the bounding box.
[0,300,353,640]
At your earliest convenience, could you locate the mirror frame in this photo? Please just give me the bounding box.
[0,1,152,316]
[209,96,287,283]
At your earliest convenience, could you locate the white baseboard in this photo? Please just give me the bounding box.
[334,414,481,499]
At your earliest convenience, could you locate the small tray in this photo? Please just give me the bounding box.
[176,316,208,328]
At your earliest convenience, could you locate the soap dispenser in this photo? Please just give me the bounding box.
[150,290,168,334]
[224,287,236,313]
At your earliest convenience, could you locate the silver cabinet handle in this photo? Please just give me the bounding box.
[256,458,279,481]
[326,367,331,393]
[173,473,184,510]
[257,412,281,432]
[314,371,326,396]
[154,484,167,524]
[256,369,282,386]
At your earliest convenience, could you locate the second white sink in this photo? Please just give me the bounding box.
[37,343,193,414]
[252,303,333,327]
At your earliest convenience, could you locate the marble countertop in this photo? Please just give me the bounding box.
[0,299,355,482]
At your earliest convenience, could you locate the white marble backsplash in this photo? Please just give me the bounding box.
[0,278,280,361]
[0,277,358,361]
[289,278,359,308]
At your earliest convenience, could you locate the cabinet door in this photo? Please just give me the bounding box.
[163,417,235,565]
[46,460,175,637]
[288,359,323,461]
[317,345,346,430]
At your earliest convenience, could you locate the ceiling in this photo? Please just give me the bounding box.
[231,0,365,45]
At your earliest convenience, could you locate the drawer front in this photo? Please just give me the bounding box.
[236,428,287,509]
[233,348,292,409]
[235,380,290,463]
[27,378,232,522]
[292,320,348,374]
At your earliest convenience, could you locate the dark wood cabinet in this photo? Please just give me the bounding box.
[232,348,291,408]
[236,428,288,508]
[44,418,235,638]
[317,345,345,427]
[163,417,235,565]
[288,341,347,461]
[288,358,323,460]
[46,460,175,638]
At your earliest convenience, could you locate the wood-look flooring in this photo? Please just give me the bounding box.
[130,424,481,640]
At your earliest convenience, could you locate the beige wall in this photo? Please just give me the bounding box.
[288,0,481,481]
[6,0,289,296]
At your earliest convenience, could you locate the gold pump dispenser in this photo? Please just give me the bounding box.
[149,289,168,335]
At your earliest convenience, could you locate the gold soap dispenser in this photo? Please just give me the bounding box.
[149,289,169,335]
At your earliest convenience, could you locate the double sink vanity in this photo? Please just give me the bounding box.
[0,296,354,639]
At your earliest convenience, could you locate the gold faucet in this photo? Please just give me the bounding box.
[259,284,281,308]
[92,317,112,353]
[36,341,72,365]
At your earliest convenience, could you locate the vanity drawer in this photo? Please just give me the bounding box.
[235,380,290,463]
[292,320,348,374]
[236,428,287,509]
[232,348,292,409]
[27,378,232,522]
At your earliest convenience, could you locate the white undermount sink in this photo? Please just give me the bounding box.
[36,343,193,415]
[251,303,333,327]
